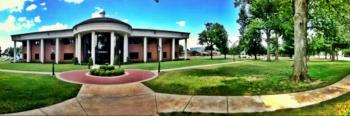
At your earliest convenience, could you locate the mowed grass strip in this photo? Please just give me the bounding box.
[144,60,350,96]
[0,72,81,113]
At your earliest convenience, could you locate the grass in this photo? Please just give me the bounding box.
[122,56,234,70]
[144,60,350,96]
[0,56,234,72]
[0,59,87,72]
[0,72,81,113]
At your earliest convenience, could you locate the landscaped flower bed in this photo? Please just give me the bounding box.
[90,65,125,77]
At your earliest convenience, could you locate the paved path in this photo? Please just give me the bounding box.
[4,74,350,115]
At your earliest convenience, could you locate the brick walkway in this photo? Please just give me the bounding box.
[57,69,157,85]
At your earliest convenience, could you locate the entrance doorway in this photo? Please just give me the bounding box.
[95,32,111,64]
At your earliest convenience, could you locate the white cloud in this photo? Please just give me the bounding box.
[40,2,46,6]
[22,20,35,29]
[38,23,68,31]
[64,0,84,4]
[43,7,47,10]
[91,7,104,18]
[0,0,26,12]
[176,21,186,27]
[26,4,37,11]
[34,16,41,23]
[0,15,22,32]
[18,17,27,22]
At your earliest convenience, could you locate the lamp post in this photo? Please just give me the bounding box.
[51,48,55,76]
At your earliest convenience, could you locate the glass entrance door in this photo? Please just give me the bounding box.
[95,32,110,64]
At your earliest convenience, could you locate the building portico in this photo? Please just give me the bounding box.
[11,14,190,65]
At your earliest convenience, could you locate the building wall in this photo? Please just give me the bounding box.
[147,38,158,61]
[128,43,143,61]
[59,39,75,62]
[44,39,55,62]
[162,39,171,60]
[30,40,40,62]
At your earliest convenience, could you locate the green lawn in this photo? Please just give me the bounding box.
[0,72,81,113]
[122,56,234,70]
[144,60,350,96]
[0,56,233,72]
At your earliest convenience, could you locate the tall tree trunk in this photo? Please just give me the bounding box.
[291,0,310,83]
[210,43,213,60]
[275,33,279,60]
[254,54,257,60]
[266,30,271,61]
[331,48,336,61]
[324,53,327,59]
[224,54,227,59]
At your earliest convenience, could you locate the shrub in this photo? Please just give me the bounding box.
[88,57,93,69]
[89,66,125,77]
[72,57,78,65]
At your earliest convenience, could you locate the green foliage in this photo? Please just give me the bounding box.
[89,65,124,77]
[243,19,266,60]
[72,57,78,65]
[198,23,229,59]
[87,57,93,69]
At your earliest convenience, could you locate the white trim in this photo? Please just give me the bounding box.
[172,38,175,60]
[110,32,116,65]
[40,39,44,63]
[55,38,59,64]
[158,38,162,61]
[143,37,147,62]
[26,40,30,62]
[91,31,96,65]
[123,34,128,63]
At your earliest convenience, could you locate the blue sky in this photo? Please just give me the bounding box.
[0,0,240,49]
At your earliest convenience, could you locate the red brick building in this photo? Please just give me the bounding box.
[11,15,190,65]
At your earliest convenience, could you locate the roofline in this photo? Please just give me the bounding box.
[133,28,190,35]
[11,29,73,37]
[72,17,132,29]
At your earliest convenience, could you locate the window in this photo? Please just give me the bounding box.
[23,54,27,59]
[163,52,167,58]
[147,52,152,59]
[34,41,40,46]
[63,38,74,45]
[63,53,74,60]
[129,52,139,59]
[35,54,39,60]
[50,53,55,60]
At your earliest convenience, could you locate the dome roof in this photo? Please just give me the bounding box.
[73,17,132,29]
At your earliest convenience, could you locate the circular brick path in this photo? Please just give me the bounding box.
[57,69,157,85]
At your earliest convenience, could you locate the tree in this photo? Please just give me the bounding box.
[290,0,311,82]
[250,0,279,61]
[198,23,228,59]
[212,23,229,59]
[0,46,2,57]
[245,19,266,60]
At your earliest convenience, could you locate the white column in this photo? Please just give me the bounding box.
[143,37,147,62]
[91,31,96,65]
[40,39,44,63]
[110,32,116,65]
[26,40,30,62]
[172,38,175,60]
[55,38,59,64]
[123,33,128,63]
[184,38,188,59]
[77,34,82,64]
[158,38,162,61]
[13,41,16,63]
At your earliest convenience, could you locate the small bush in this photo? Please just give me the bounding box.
[72,57,78,65]
[89,66,124,77]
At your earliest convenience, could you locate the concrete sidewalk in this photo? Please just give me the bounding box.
[4,74,350,115]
